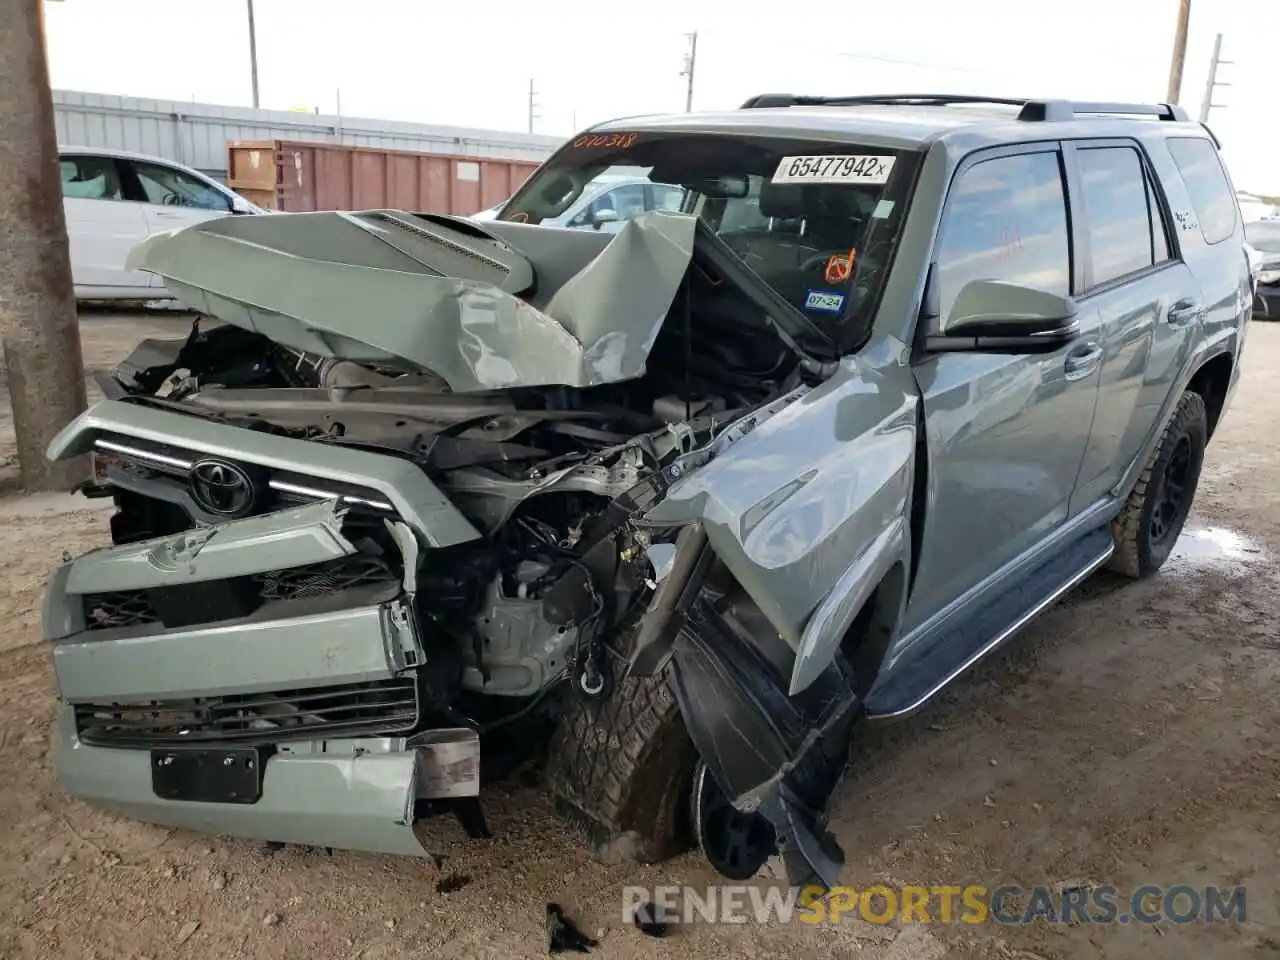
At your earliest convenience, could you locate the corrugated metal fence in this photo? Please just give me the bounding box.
[53,89,564,184]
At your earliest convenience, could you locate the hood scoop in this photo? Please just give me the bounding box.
[353,211,534,295]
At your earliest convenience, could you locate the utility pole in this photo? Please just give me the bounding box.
[527,78,539,134]
[0,0,88,491]
[1198,33,1231,123]
[680,30,698,112]
[247,0,260,109]
[1166,0,1191,104]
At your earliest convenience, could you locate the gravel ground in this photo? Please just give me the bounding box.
[0,311,1276,960]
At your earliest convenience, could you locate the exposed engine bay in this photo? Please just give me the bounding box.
[92,211,816,719]
[53,207,867,895]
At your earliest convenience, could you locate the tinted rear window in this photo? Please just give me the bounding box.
[1166,137,1237,245]
[1078,146,1159,286]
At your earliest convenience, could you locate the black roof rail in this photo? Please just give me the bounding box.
[1018,99,1191,122]
[739,93,1030,110]
[739,93,1193,124]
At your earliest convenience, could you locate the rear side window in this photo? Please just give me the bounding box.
[59,155,124,200]
[1077,146,1171,287]
[935,151,1071,326]
[1166,137,1236,244]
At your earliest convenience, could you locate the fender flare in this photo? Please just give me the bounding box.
[1109,342,1235,502]
[789,516,910,695]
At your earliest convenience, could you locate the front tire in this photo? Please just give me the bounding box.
[1108,390,1207,578]
[545,669,697,864]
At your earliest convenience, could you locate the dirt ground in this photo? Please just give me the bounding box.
[0,311,1276,960]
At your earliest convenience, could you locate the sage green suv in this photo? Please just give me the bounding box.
[43,94,1248,892]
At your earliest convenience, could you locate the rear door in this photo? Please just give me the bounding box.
[58,153,151,293]
[1065,139,1202,512]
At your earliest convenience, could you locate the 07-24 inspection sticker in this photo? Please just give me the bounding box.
[772,155,896,185]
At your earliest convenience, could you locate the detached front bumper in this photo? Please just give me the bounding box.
[55,713,432,856]
[44,498,477,856]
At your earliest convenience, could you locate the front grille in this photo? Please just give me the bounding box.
[73,677,419,748]
[83,590,161,630]
[256,554,398,603]
[91,434,398,546]
[81,552,399,632]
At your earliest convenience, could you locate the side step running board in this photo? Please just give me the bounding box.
[864,527,1114,721]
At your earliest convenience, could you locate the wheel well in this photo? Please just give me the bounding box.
[839,562,907,699]
[1186,353,1233,439]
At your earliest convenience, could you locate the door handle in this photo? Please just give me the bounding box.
[1167,298,1205,327]
[1064,341,1103,381]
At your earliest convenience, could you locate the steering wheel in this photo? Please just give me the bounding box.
[162,194,185,207]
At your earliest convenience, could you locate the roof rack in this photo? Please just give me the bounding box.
[738,94,1191,123]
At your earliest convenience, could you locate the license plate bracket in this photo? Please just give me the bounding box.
[151,746,264,804]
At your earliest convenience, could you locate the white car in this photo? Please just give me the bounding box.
[58,146,264,300]
[469,202,504,222]
[469,174,686,233]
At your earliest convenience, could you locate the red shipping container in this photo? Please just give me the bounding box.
[227,139,542,215]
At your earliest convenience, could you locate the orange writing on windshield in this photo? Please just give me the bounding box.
[572,133,639,150]
[824,247,857,285]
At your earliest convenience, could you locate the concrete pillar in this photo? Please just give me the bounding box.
[0,0,88,490]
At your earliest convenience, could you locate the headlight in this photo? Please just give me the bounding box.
[1258,268,1280,285]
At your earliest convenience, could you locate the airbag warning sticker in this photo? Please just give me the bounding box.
[772,155,896,185]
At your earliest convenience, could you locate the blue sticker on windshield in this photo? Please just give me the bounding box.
[804,290,846,314]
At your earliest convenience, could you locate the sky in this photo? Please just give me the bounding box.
[42,0,1280,194]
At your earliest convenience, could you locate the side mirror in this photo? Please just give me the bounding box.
[230,195,257,215]
[924,279,1079,353]
[591,207,619,226]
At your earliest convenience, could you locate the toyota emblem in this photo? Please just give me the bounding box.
[188,459,258,518]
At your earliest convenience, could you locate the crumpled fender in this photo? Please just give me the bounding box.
[646,350,919,695]
[667,592,857,891]
[639,348,921,892]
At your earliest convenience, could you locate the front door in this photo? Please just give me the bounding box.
[902,146,1103,638]
[119,159,235,285]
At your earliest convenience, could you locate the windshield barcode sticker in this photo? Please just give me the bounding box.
[772,155,896,185]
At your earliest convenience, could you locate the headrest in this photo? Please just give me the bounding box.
[757,180,808,219]
[757,180,876,221]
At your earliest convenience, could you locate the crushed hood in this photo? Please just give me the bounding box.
[126,209,696,393]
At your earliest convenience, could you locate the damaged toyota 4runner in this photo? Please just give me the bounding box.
[43,95,1250,891]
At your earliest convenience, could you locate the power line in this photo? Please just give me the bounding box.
[1199,33,1231,123]
[692,26,982,76]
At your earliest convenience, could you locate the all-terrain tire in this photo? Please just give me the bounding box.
[1108,390,1208,579]
[545,667,697,864]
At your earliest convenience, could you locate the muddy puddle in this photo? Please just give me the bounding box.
[1166,524,1269,574]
